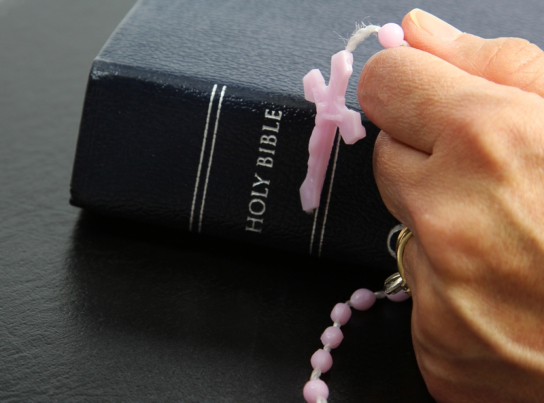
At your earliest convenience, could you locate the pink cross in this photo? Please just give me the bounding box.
[300,50,366,212]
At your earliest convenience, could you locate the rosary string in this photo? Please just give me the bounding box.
[300,22,409,403]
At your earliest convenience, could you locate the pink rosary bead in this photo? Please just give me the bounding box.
[378,23,405,48]
[321,326,344,349]
[387,290,411,302]
[330,302,351,325]
[350,288,376,311]
[302,21,409,403]
[303,287,410,403]
[311,349,333,373]
[303,379,329,403]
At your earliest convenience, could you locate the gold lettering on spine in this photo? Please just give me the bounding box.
[262,122,280,133]
[245,217,264,233]
[251,188,269,198]
[260,135,277,146]
[256,157,273,168]
[253,173,270,187]
[245,109,283,233]
[249,199,266,215]
[264,109,282,120]
[258,148,275,155]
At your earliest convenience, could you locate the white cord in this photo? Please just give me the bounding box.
[345,24,380,52]
[310,368,322,380]
[345,23,410,53]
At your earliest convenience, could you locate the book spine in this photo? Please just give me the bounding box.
[71,60,399,270]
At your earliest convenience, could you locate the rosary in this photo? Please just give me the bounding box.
[299,22,412,403]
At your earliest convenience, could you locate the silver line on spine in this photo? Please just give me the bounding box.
[189,84,217,232]
[198,85,227,233]
[318,132,342,257]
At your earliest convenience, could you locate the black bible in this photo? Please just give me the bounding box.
[70,0,401,268]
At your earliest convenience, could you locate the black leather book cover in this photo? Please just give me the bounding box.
[71,0,404,268]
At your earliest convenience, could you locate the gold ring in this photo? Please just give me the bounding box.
[396,226,412,295]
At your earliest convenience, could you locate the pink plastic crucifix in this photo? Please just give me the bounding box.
[299,50,366,213]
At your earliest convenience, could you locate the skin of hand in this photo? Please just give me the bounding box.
[358,9,544,402]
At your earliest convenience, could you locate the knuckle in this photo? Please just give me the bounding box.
[359,51,389,97]
[462,123,508,176]
[478,38,544,86]
[411,307,436,347]
[372,134,406,218]
[359,48,413,109]
[442,91,515,181]
[372,136,387,183]
[372,134,393,174]
[413,289,479,357]
[372,133,404,185]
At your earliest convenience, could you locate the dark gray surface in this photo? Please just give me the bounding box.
[0,2,431,402]
[0,3,430,402]
[1,0,541,402]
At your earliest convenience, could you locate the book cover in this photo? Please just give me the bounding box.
[71,0,403,269]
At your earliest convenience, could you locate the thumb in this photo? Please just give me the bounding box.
[403,9,544,97]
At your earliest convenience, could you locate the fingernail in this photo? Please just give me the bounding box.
[409,9,462,40]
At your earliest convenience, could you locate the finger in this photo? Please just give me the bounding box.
[400,231,430,300]
[403,9,544,97]
[373,130,428,228]
[359,46,508,154]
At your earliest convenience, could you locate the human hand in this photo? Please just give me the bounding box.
[358,9,544,402]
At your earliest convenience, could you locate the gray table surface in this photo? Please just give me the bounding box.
[1,0,542,402]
